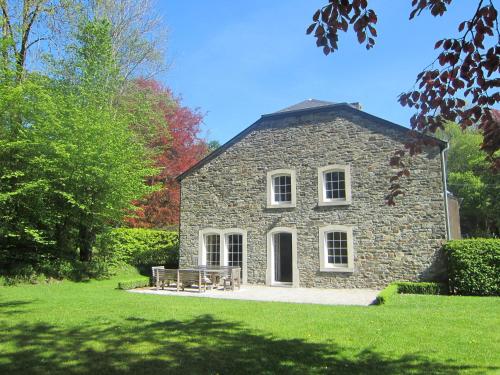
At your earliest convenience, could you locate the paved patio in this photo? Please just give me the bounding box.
[129,285,379,306]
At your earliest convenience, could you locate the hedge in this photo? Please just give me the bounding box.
[396,281,447,295]
[117,278,150,290]
[375,283,399,305]
[444,239,500,296]
[375,281,447,305]
[97,228,179,272]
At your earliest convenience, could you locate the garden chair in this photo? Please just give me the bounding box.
[222,267,241,291]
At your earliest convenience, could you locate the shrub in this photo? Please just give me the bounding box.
[97,228,179,273]
[375,283,399,305]
[375,281,447,305]
[444,239,500,296]
[397,281,447,295]
[117,278,150,290]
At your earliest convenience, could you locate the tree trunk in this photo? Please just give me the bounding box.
[78,225,94,262]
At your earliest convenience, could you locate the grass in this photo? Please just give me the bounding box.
[0,271,499,374]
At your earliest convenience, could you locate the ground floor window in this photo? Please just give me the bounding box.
[318,225,354,272]
[199,228,247,283]
[227,233,243,268]
[325,231,348,266]
[205,234,220,266]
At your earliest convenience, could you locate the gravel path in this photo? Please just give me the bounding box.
[129,285,379,306]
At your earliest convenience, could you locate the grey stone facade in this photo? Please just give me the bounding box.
[179,105,448,289]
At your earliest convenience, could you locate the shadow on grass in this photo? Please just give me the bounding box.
[0,312,492,375]
[0,300,34,316]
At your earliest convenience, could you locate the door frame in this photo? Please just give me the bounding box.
[266,227,299,287]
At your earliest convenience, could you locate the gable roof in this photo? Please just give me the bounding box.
[275,99,335,113]
[177,100,447,181]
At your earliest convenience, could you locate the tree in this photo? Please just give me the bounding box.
[0,0,61,80]
[438,122,500,236]
[0,20,156,264]
[307,0,499,205]
[0,0,167,81]
[71,0,168,80]
[124,79,207,228]
[207,140,221,153]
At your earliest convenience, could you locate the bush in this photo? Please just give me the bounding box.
[97,228,179,273]
[444,239,500,296]
[397,281,447,295]
[0,258,112,285]
[117,278,150,290]
[375,281,447,305]
[375,283,399,305]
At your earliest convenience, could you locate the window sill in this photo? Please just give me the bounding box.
[320,267,354,273]
[318,200,351,207]
[267,203,296,209]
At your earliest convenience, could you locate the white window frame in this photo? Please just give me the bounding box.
[317,164,352,206]
[266,227,299,287]
[318,225,354,272]
[267,169,297,208]
[198,228,248,283]
[224,228,248,284]
[199,228,223,267]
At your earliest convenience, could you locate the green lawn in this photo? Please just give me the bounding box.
[1,273,499,375]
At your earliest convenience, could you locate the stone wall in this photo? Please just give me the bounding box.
[179,108,448,288]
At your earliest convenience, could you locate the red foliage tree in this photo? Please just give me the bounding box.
[307,0,499,205]
[126,79,207,227]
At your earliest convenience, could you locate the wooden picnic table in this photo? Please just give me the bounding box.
[152,266,241,292]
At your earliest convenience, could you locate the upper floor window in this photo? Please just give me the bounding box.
[318,165,352,206]
[319,225,354,272]
[267,169,296,208]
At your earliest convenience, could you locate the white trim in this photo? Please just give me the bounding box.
[317,164,352,206]
[198,228,248,283]
[266,169,297,208]
[440,143,452,240]
[266,227,299,287]
[318,225,354,273]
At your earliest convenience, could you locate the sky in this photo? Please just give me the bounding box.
[157,1,478,144]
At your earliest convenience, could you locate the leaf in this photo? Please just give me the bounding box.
[306,23,316,35]
[357,31,366,44]
[313,9,321,21]
[315,25,325,37]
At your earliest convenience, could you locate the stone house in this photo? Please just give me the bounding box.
[177,100,457,289]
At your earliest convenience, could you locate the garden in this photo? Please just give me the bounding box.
[1,269,499,375]
[1,234,499,374]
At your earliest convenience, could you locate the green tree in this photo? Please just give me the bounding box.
[0,20,157,266]
[440,123,500,237]
[207,140,221,153]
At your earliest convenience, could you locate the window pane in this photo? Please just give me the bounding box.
[324,171,346,200]
[325,231,348,266]
[227,234,243,268]
[206,234,220,266]
[273,174,291,203]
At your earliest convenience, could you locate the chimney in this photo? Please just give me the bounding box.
[350,102,362,110]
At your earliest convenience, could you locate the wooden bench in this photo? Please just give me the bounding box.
[177,269,211,293]
[152,267,177,290]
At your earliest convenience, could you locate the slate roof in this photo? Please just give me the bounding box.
[275,99,335,113]
[176,100,446,181]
